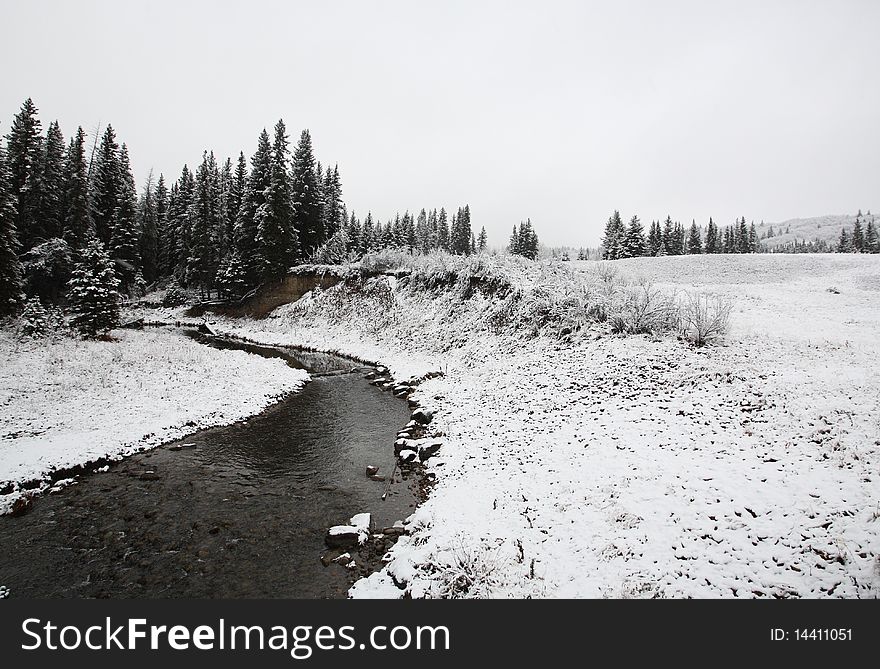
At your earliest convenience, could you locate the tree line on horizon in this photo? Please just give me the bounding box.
[600,211,760,259]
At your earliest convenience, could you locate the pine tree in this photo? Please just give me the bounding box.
[38,120,66,241]
[602,210,624,259]
[624,215,646,257]
[661,216,674,255]
[687,220,702,254]
[704,218,718,254]
[62,127,91,248]
[5,98,43,252]
[138,172,159,284]
[478,226,488,252]
[68,238,120,337]
[748,222,758,252]
[109,144,140,290]
[173,165,195,280]
[216,157,234,259]
[291,129,322,253]
[0,145,24,316]
[89,124,120,248]
[257,120,299,280]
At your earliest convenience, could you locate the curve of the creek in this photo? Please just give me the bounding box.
[0,329,420,598]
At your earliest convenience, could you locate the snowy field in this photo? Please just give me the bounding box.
[0,328,308,513]
[212,253,880,598]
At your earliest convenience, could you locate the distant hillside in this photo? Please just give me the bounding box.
[760,212,877,249]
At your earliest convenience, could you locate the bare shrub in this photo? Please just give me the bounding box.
[677,292,732,346]
[424,537,506,599]
[609,281,676,335]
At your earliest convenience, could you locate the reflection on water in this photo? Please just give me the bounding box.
[0,331,414,598]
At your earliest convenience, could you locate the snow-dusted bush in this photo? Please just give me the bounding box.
[677,292,732,346]
[162,281,189,307]
[17,297,51,338]
[610,281,677,335]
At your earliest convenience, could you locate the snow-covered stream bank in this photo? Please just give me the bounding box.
[0,328,308,513]
[208,253,880,598]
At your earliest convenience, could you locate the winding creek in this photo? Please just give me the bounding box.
[0,330,419,598]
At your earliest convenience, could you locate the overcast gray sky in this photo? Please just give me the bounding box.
[2,0,878,247]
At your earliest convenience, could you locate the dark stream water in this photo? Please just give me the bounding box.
[0,331,416,598]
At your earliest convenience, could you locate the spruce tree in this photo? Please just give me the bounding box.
[62,127,91,248]
[5,98,43,252]
[687,221,702,254]
[704,218,718,254]
[478,226,488,252]
[237,130,271,286]
[216,248,247,299]
[624,215,646,257]
[437,208,449,251]
[217,157,234,259]
[748,222,759,252]
[647,220,662,256]
[68,238,120,337]
[0,145,24,316]
[109,144,141,290]
[154,174,170,276]
[173,165,195,280]
[89,124,120,248]
[865,220,878,253]
[661,216,674,255]
[509,224,520,255]
[851,216,865,252]
[837,227,850,252]
[602,210,624,259]
[737,217,750,253]
[257,120,299,280]
[187,152,220,294]
[291,129,322,253]
[137,172,159,284]
[38,120,66,241]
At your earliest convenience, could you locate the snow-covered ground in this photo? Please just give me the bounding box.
[0,328,308,513]
[211,253,880,598]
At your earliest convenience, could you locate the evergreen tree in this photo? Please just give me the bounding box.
[647,220,662,256]
[437,207,449,251]
[187,152,220,293]
[5,98,43,251]
[215,248,247,299]
[137,172,159,284]
[237,130,271,286]
[704,218,718,254]
[837,227,851,252]
[851,216,865,252]
[290,129,323,253]
[154,174,170,276]
[450,205,472,254]
[89,124,121,247]
[362,211,375,253]
[661,216,674,255]
[0,145,24,316]
[737,217,750,253]
[257,120,299,280]
[62,126,91,248]
[602,210,624,259]
[109,144,140,290]
[509,224,520,255]
[748,222,758,252]
[865,220,878,253]
[687,220,702,254]
[624,215,646,257]
[38,120,66,241]
[217,157,234,259]
[67,238,120,337]
[478,226,488,252]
